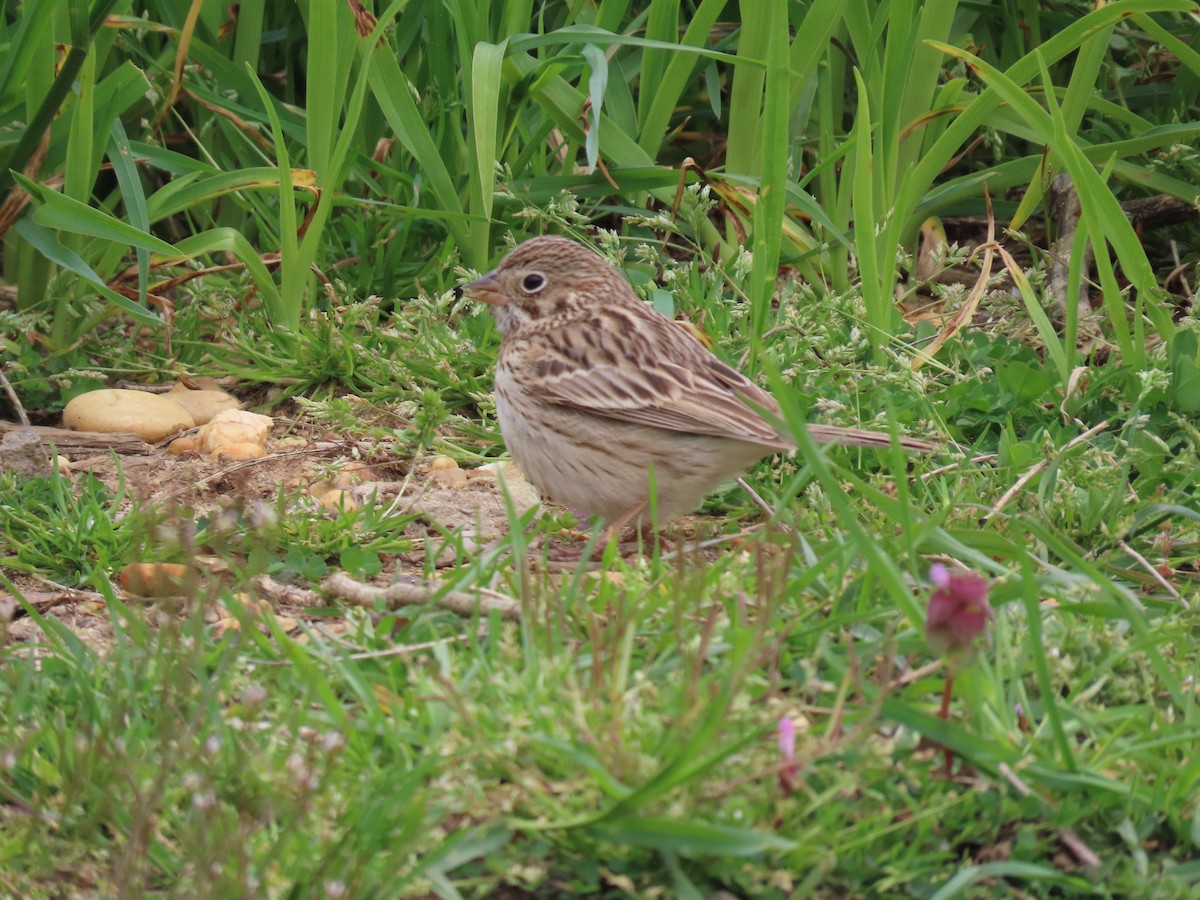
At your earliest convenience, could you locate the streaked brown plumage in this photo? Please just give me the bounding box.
[467,236,934,526]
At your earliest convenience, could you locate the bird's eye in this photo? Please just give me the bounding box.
[521,272,546,293]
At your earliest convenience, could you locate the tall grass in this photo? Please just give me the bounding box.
[3,1,1195,375]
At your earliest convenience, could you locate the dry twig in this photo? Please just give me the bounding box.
[320,571,521,621]
[984,421,1109,521]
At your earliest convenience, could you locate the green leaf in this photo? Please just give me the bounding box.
[108,118,149,308]
[592,816,795,856]
[15,173,180,257]
[581,43,607,173]
[339,546,381,579]
[930,41,1172,353]
[468,38,508,262]
[636,0,727,157]
[747,0,789,364]
[931,862,1092,899]
[12,214,159,327]
[1172,355,1200,413]
[649,288,675,317]
[366,36,470,252]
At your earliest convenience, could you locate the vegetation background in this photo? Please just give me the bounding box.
[1,0,1199,896]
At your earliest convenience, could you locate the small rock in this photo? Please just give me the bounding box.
[304,478,338,499]
[63,389,195,442]
[320,489,359,512]
[210,442,267,462]
[119,562,190,597]
[0,428,51,477]
[335,460,372,486]
[168,435,202,455]
[197,409,273,453]
[431,467,468,489]
[473,460,541,510]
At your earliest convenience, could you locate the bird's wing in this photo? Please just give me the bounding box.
[514,307,789,448]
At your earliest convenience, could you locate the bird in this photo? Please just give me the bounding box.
[466,235,935,535]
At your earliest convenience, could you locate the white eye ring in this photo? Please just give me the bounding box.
[521,272,547,293]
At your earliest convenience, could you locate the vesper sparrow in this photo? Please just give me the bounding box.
[467,236,934,531]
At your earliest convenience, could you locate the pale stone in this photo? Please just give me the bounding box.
[168,435,202,455]
[305,478,337,499]
[197,409,273,453]
[431,467,468,489]
[165,383,240,425]
[319,488,359,511]
[118,562,190,597]
[63,389,195,442]
[473,460,541,511]
[209,442,266,462]
[335,460,372,486]
[0,428,50,476]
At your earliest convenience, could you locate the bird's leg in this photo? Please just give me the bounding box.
[634,521,672,555]
[543,502,646,563]
[603,498,648,546]
[545,500,661,563]
[605,501,673,555]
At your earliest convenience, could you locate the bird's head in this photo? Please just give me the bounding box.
[466,236,625,335]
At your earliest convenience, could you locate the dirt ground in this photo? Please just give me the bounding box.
[1,404,546,654]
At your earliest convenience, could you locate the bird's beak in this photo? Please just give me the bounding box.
[465,272,504,306]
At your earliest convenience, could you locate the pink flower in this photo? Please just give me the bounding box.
[778,716,799,792]
[778,716,796,760]
[925,564,993,667]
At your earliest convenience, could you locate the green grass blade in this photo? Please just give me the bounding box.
[16,173,179,256]
[12,214,159,328]
[593,817,795,855]
[726,2,768,177]
[469,38,509,261]
[1018,553,1077,772]
[932,42,1172,353]
[304,0,343,180]
[366,42,470,254]
[107,118,150,308]
[580,43,607,173]
[172,229,282,313]
[246,65,300,329]
[785,0,847,114]
[636,0,726,158]
[1011,18,1112,229]
[850,69,887,354]
[747,0,789,364]
[637,0,678,133]
[505,51,656,168]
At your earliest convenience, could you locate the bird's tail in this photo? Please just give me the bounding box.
[805,424,938,453]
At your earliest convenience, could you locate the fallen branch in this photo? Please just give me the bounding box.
[984,420,1110,522]
[252,574,323,606]
[320,571,521,621]
[1059,827,1102,870]
[0,421,152,455]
